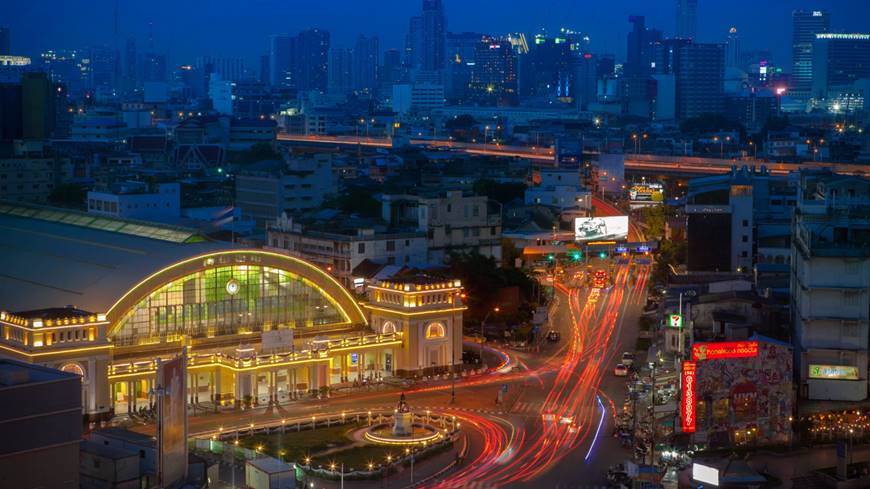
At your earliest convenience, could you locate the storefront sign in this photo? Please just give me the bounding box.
[808,364,859,380]
[681,361,697,433]
[692,341,758,361]
[668,314,683,329]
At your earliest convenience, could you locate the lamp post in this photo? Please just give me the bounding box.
[480,307,500,367]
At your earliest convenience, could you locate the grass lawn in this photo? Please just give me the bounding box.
[238,422,361,463]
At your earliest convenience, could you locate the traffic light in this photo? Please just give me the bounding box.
[547,254,555,262]
[571,252,582,261]
[599,252,607,259]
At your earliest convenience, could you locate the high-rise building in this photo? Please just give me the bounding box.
[352,35,379,93]
[196,56,246,82]
[0,83,22,141]
[87,46,117,91]
[811,33,870,98]
[469,36,518,106]
[406,16,424,69]
[122,38,137,93]
[327,47,353,95]
[269,35,296,87]
[791,171,870,402]
[295,28,330,92]
[676,42,725,120]
[21,72,55,140]
[381,49,403,87]
[654,37,692,75]
[519,33,576,100]
[0,27,11,55]
[792,10,830,97]
[626,16,662,78]
[676,0,698,39]
[726,27,741,68]
[445,32,483,102]
[139,51,167,83]
[421,0,447,71]
[259,54,270,84]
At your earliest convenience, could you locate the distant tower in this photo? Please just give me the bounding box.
[791,10,830,98]
[726,27,741,69]
[676,0,698,39]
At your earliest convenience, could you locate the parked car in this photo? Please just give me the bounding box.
[614,364,629,377]
[622,352,635,367]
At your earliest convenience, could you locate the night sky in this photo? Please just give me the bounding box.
[7,0,870,66]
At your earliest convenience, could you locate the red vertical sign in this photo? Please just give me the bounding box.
[681,361,697,433]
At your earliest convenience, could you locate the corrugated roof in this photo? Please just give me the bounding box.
[0,210,223,313]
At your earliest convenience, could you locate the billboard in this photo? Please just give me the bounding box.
[574,216,629,241]
[692,463,719,486]
[629,182,664,203]
[158,351,188,488]
[681,361,697,433]
[808,364,859,380]
[692,341,758,361]
[668,314,683,329]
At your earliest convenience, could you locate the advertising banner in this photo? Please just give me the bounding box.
[158,351,188,488]
[574,216,629,241]
[682,361,697,433]
[692,341,759,361]
[629,183,664,202]
[808,364,860,380]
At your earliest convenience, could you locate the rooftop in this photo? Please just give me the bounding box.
[0,358,80,388]
[0,207,223,313]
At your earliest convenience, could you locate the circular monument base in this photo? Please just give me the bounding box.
[362,423,444,446]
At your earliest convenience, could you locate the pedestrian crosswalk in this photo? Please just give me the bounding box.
[512,401,541,414]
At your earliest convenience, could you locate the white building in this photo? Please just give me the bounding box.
[266,214,428,287]
[382,191,502,264]
[392,83,445,115]
[87,182,181,220]
[235,154,337,227]
[525,168,592,211]
[792,171,870,402]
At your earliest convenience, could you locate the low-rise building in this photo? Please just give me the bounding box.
[87,182,180,220]
[266,213,428,287]
[382,190,502,264]
[0,155,73,204]
[0,359,82,489]
[791,171,870,402]
[524,168,591,211]
[235,154,337,228]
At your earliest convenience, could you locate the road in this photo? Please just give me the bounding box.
[277,133,870,177]
[127,262,648,489]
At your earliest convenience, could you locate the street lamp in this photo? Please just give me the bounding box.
[480,307,500,366]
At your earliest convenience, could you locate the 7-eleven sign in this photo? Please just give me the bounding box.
[669,314,683,329]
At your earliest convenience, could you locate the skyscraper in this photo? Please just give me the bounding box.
[123,38,137,93]
[676,0,698,39]
[295,28,330,92]
[726,27,741,69]
[792,10,830,96]
[22,72,55,139]
[626,16,662,78]
[405,16,424,69]
[676,43,725,120]
[382,49,403,87]
[469,36,517,106]
[812,33,870,99]
[352,35,379,93]
[327,47,353,95]
[421,0,447,71]
[270,35,296,88]
[0,27,10,55]
[445,32,483,101]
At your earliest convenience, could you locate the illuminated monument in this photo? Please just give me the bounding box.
[0,203,464,421]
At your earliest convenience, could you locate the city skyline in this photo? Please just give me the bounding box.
[7,0,870,67]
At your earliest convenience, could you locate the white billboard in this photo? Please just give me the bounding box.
[692,463,720,486]
[574,216,629,241]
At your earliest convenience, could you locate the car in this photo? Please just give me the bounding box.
[547,330,561,342]
[614,364,629,377]
[622,352,635,367]
[593,270,608,288]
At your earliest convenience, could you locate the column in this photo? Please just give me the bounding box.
[234,373,244,408]
[308,366,316,393]
[127,381,133,414]
[250,373,257,406]
[213,368,221,404]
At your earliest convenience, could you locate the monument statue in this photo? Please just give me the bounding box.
[393,392,413,436]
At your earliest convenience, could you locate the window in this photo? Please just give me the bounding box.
[382,321,397,334]
[742,235,749,243]
[741,251,748,258]
[358,243,365,254]
[426,323,446,339]
[742,219,749,227]
[386,241,395,252]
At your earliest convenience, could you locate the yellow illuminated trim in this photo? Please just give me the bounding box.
[105,250,368,337]
[367,285,462,295]
[1,321,109,332]
[363,305,467,317]
[0,342,113,358]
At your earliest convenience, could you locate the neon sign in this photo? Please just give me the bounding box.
[681,361,697,433]
[668,314,683,329]
[692,341,758,361]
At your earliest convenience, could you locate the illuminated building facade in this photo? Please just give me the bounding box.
[0,204,464,420]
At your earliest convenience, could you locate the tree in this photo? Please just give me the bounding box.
[473,178,527,205]
[322,186,382,219]
[227,142,281,165]
[650,239,687,286]
[48,183,87,209]
[446,252,536,326]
